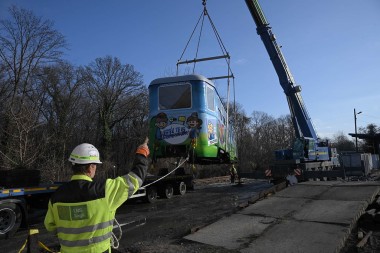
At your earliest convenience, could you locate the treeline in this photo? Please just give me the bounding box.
[0,6,148,181]
[231,106,295,171]
[231,107,380,173]
[1,6,376,182]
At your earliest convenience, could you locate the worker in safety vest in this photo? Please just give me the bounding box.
[44,138,149,253]
[229,164,237,183]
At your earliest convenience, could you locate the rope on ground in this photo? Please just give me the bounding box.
[17,238,27,253]
[38,241,58,253]
[18,228,59,253]
[111,215,147,249]
[111,218,122,249]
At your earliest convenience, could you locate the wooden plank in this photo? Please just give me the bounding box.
[356,230,373,248]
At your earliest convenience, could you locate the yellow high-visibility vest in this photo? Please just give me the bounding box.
[44,172,142,253]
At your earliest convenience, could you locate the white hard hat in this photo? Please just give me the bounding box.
[68,143,102,165]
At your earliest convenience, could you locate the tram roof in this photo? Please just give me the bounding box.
[149,74,215,87]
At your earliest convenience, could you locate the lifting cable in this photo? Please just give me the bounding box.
[147,1,239,196]
[177,0,237,149]
[177,6,203,73]
[177,0,234,77]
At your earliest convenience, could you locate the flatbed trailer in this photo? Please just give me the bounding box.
[0,184,61,239]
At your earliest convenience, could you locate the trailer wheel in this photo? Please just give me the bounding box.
[161,184,174,199]
[146,186,158,203]
[175,181,187,195]
[0,203,22,239]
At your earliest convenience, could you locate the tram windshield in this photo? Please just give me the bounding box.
[159,83,191,110]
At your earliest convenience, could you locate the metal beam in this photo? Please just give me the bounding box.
[207,75,234,80]
[177,55,229,65]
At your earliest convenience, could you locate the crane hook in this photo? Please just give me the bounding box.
[202,0,208,16]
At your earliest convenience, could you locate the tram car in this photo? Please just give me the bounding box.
[148,74,237,164]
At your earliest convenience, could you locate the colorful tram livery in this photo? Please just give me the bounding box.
[149,74,237,164]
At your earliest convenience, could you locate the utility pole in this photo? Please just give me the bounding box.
[354,108,362,152]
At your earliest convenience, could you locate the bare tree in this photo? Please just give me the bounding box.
[249,111,276,170]
[273,115,295,149]
[0,6,67,170]
[113,88,149,175]
[35,62,86,180]
[0,5,67,104]
[231,110,295,172]
[0,98,47,170]
[0,64,10,145]
[228,103,252,169]
[358,123,379,153]
[81,56,144,167]
[331,131,355,152]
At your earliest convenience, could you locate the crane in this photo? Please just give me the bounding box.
[244,0,341,180]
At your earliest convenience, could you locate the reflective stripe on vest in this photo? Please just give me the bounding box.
[59,231,112,247]
[56,219,114,234]
[123,172,142,196]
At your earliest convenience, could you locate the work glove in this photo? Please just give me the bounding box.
[136,137,150,157]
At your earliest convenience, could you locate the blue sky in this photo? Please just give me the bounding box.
[1,0,379,139]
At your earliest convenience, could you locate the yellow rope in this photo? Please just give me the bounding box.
[17,239,27,253]
[17,229,60,253]
[39,241,59,253]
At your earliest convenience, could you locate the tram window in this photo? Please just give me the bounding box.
[159,83,191,110]
[207,86,215,111]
